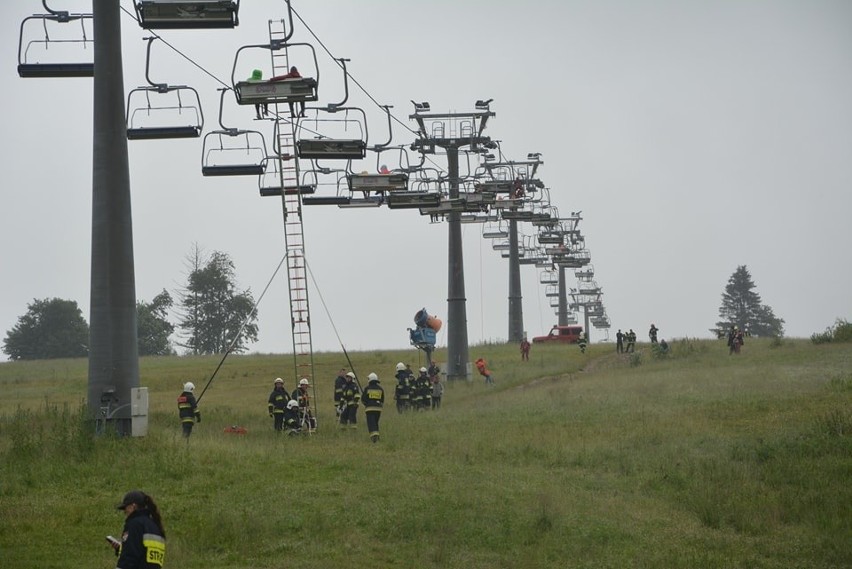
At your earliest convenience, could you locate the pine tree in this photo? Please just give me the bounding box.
[176,246,259,355]
[714,265,784,338]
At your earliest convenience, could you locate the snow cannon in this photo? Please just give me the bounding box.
[414,308,442,332]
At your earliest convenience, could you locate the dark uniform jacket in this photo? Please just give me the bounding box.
[268,387,290,414]
[117,509,165,569]
[341,380,361,407]
[334,374,346,404]
[177,391,200,424]
[394,371,411,401]
[363,382,385,411]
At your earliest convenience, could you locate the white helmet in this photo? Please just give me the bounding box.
[287,399,299,410]
[419,367,428,373]
[274,377,284,385]
[183,382,195,392]
[395,362,406,372]
[345,372,356,379]
[299,378,310,386]
[368,372,379,382]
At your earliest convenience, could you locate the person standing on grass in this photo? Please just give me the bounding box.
[578,332,588,354]
[616,329,624,353]
[339,372,361,429]
[416,367,432,410]
[268,378,290,432]
[362,373,384,443]
[649,323,659,344]
[333,368,347,418]
[394,362,412,413]
[626,329,636,353]
[431,376,444,410]
[520,336,531,361]
[177,382,200,438]
[110,490,166,569]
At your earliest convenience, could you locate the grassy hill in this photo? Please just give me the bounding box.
[1,338,850,568]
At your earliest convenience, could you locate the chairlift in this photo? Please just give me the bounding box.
[134,0,240,29]
[258,158,316,197]
[201,89,268,176]
[482,218,508,239]
[17,2,94,78]
[540,270,558,285]
[296,107,368,160]
[545,284,560,298]
[126,37,204,140]
[231,42,319,108]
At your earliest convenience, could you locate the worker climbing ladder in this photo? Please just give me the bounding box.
[267,19,316,408]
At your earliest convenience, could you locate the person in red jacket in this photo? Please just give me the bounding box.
[475,358,493,386]
[269,66,306,118]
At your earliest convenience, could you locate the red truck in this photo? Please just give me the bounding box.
[532,325,584,344]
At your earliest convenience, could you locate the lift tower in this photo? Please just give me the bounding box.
[89,0,138,435]
[410,102,494,381]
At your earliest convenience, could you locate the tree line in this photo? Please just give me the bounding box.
[3,261,786,361]
[2,247,258,361]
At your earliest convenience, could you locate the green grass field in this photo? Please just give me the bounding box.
[1,338,850,569]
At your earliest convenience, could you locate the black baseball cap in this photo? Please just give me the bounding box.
[116,490,146,510]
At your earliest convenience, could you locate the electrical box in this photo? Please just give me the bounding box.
[130,387,149,438]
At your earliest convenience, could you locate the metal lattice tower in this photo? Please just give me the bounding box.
[268,19,314,385]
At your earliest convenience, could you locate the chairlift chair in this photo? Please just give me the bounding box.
[201,88,268,176]
[231,42,319,108]
[134,0,240,29]
[258,158,316,197]
[126,37,204,140]
[17,3,94,78]
[296,107,368,160]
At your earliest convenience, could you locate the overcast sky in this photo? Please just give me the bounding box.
[2,0,850,358]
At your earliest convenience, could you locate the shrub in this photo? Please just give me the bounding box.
[810,318,852,345]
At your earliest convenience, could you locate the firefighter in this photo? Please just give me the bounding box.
[362,372,384,443]
[111,490,166,569]
[393,362,412,413]
[177,382,201,438]
[283,399,302,435]
[267,378,290,432]
[333,368,347,417]
[292,378,317,432]
[340,372,361,429]
[417,367,432,410]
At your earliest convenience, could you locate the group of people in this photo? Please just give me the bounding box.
[616,325,668,354]
[393,362,444,412]
[615,329,637,353]
[247,65,307,119]
[266,377,316,435]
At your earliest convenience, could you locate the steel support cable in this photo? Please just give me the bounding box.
[118,4,326,136]
[290,6,447,175]
[303,256,363,392]
[196,252,289,403]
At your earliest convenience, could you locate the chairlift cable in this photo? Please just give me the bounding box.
[303,257,362,392]
[196,252,289,404]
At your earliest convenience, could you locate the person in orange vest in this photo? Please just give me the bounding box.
[475,358,493,386]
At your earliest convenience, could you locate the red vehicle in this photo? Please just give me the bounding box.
[532,325,583,344]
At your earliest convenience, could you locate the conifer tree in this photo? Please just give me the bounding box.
[714,265,784,337]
